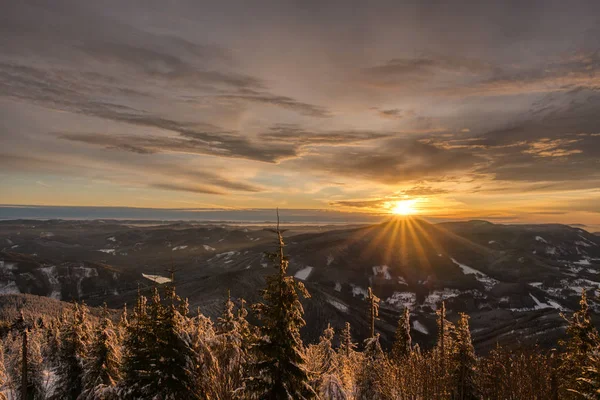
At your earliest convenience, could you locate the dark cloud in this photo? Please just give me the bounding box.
[217,90,331,118]
[259,124,390,145]
[291,138,481,185]
[0,153,264,195]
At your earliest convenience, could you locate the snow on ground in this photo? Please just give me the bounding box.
[579,235,597,246]
[334,282,342,292]
[142,273,172,284]
[0,261,17,271]
[488,240,496,244]
[546,246,557,255]
[327,255,334,266]
[535,236,548,243]
[372,265,392,280]
[350,284,368,299]
[328,298,349,313]
[209,251,239,262]
[397,276,408,285]
[576,241,592,248]
[261,262,268,268]
[172,245,188,251]
[203,245,216,251]
[107,236,116,242]
[511,293,566,312]
[385,292,417,310]
[575,259,591,266]
[528,282,543,288]
[424,288,463,310]
[412,320,429,335]
[39,266,61,300]
[295,266,313,280]
[450,258,498,290]
[0,281,20,294]
[98,249,116,255]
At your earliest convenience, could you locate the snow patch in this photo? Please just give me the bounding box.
[328,299,349,313]
[142,273,172,284]
[172,245,188,251]
[385,292,416,310]
[412,320,429,335]
[98,249,116,255]
[372,265,392,280]
[203,245,216,251]
[488,240,496,244]
[535,236,548,243]
[334,282,342,292]
[295,266,313,281]
[327,255,334,266]
[450,258,498,290]
[0,281,20,294]
[107,236,116,242]
[575,259,591,266]
[350,284,368,299]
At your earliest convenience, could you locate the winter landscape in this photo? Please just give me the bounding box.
[2,0,600,398]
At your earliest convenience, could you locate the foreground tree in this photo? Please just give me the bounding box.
[451,313,477,400]
[244,220,316,399]
[53,303,92,400]
[391,308,412,363]
[80,304,121,400]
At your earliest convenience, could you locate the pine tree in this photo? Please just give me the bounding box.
[452,313,478,400]
[80,304,121,400]
[560,289,600,397]
[244,219,316,399]
[53,302,92,400]
[367,287,380,338]
[0,344,6,400]
[120,291,153,399]
[211,291,248,399]
[337,322,358,396]
[314,324,347,399]
[435,301,455,398]
[139,287,201,399]
[356,334,386,400]
[391,308,412,363]
[10,330,46,400]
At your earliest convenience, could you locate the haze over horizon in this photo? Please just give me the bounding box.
[1,1,599,230]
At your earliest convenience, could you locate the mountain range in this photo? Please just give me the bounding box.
[1,218,599,351]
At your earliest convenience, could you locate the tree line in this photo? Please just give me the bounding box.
[1,227,599,399]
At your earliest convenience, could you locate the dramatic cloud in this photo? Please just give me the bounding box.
[1,0,600,227]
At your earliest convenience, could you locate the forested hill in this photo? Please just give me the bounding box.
[0,231,598,399]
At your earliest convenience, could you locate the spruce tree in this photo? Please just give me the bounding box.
[212,290,247,399]
[0,344,6,400]
[452,313,478,400]
[120,291,160,399]
[80,304,121,400]
[244,221,316,399]
[338,322,357,359]
[337,322,358,395]
[356,333,386,400]
[53,303,92,400]
[315,324,346,399]
[142,287,201,399]
[10,330,45,400]
[391,308,412,363]
[560,289,600,397]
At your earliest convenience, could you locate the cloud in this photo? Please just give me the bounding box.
[217,90,331,118]
[290,138,481,185]
[259,124,391,145]
[0,153,264,195]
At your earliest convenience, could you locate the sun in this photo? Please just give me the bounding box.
[390,199,417,215]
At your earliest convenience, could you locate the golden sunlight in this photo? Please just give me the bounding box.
[390,199,418,215]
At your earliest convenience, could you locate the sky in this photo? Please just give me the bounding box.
[0,0,599,229]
